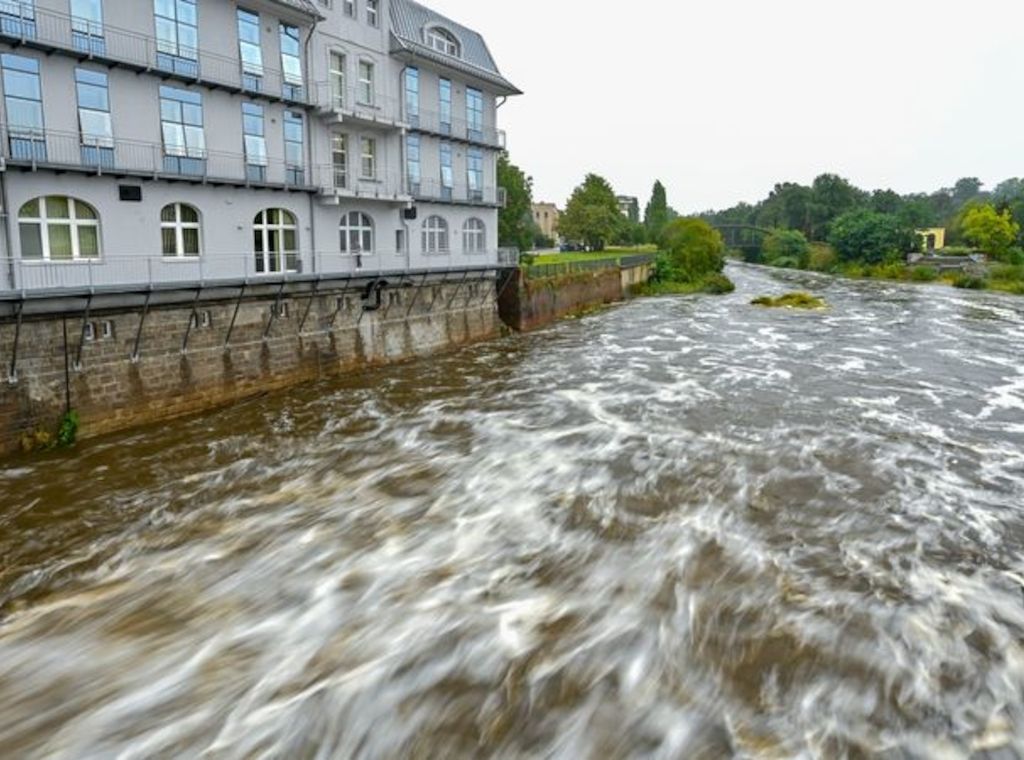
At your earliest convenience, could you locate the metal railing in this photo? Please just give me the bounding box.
[312,82,406,127]
[410,177,502,207]
[0,125,316,189]
[312,165,409,201]
[0,249,507,296]
[406,107,506,149]
[0,2,311,105]
[522,254,656,280]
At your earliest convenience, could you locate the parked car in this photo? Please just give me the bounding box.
[559,242,586,253]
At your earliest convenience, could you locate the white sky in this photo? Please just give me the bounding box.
[425,0,1024,213]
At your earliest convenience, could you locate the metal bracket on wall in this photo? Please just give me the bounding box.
[426,272,450,314]
[298,280,320,334]
[180,288,202,356]
[326,277,352,330]
[224,283,247,351]
[7,301,23,385]
[478,276,498,306]
[381,276,407,320]
[73,294,93,371]
[263,280,288,342]
[404,273,431,318]
[446,270,471,310]
[130,292,152,364]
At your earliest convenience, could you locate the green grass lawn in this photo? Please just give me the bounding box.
[530,246,657,266]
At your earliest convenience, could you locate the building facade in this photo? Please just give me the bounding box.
[532,201,558,242]
[0,0,520,294]
[616,195,639,224]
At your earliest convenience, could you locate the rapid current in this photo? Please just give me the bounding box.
[2,264,1024,758]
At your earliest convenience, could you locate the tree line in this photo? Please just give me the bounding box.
[703,174,1024,266]
[497,153,684,252]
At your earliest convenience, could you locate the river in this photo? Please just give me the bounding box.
[2,264,1024,759]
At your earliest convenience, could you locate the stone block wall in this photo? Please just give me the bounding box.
[0,281,499,455]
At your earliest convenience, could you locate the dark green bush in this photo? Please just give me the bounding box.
[952,274,987,290]
[909,266,939,282]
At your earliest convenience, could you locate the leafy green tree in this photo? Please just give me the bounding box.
[961,204,1020,260]
[558,174,623,251]
[809,174,869,240]
[660,218,726,281]
[828,210,919,264]
[644,181,670,243]
[762,229,811,268]
[497,153,534,252]
[757,183,814,236]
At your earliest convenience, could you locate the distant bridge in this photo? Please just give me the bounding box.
[713,225,772,259]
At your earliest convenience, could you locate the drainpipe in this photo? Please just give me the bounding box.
[0,172,14,291]
[303,16,320,274]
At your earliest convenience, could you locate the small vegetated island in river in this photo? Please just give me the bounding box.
[702,174,1024,295]
[751,292,828,309]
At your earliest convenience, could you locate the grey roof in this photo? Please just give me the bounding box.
[389,0,521,95]
[268,0,325,20]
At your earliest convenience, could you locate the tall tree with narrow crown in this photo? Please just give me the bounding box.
[644,181,670,243]
[497,153,535,252]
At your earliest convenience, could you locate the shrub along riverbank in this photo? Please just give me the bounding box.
[633,218,735,296]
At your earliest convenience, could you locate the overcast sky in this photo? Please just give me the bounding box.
[425,0,1024,213]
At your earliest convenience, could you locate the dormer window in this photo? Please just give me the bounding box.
[425,27,460,57]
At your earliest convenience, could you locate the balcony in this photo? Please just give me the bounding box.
[405,107,506,150]
[312,166,411,204]
[0,249,506,297]
[0,3,312,106]
[411,178,504,208]
[0,126,316,191]
[313,83,407,131]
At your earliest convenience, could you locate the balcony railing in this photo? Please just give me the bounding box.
[0,250,505,296]
[313,165,409,202]
[0,125,315,189]
[0,2,311,105]
[405,106,506,149]
[410,177,502,207]
[312,82,406,128]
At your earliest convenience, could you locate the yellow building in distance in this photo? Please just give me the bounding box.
[917,228,946,251]
[532,203,560,242]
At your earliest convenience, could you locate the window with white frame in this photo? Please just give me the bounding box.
[466,87,483,139]
[332,132,348,189]
[467,147,484,201]
[343,0,355,17]
[406,134,420,193]
[160,202,201,257]
[463,218,485,253]
[425,27,459,57]
[242,102,267,182]
[366,0,378,27]
[1,54,46,161]
[159,85,205,175]
[283,110,304,185]
[360,136,376,179]
[329,51,346,109]
[340,211,373,257]
[422,215,449,254]
[404,66,418,125]
[358,60,374,105]
[19,196,100,261]
[253,208,298,274]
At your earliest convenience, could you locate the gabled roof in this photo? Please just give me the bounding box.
[389,0,521,96]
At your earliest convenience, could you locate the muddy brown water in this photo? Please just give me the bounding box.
[2,264,1024,758]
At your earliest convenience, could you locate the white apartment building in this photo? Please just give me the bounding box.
[0,0,520,294]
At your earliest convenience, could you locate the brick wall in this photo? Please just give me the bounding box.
[0,281,499,455]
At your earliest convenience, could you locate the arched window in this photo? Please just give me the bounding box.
[463,218,486,253]
[18,196,100,261]
[422,215,449,254]
[161,203,201,258]
[253,208,298,274]
[424,27,460,57]
[340,211,373,254]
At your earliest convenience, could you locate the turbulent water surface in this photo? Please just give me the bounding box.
[3,264,1024,759]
